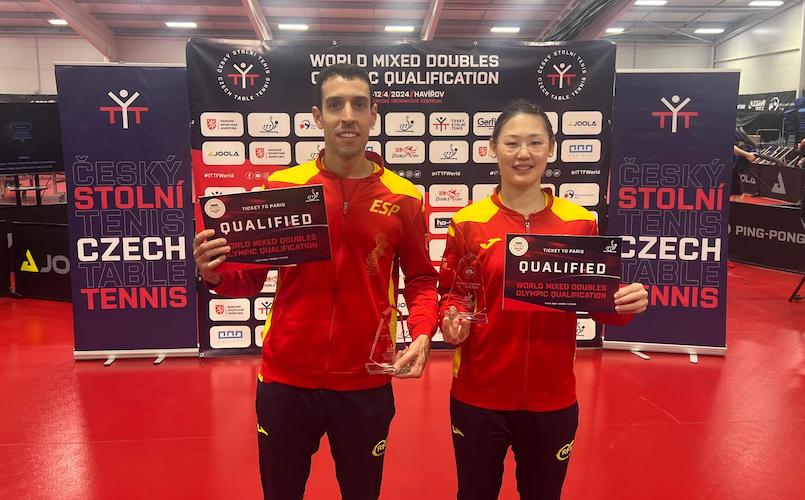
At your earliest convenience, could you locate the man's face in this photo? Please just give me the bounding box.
[312,76,377,161]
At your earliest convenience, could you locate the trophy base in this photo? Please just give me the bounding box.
[452,312,489,324]
[365,362,411,375]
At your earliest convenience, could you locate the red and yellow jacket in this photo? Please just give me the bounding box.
[213,150,438,390]
[438,188,630,412]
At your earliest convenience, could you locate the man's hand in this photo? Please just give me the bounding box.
[192,229,229,286]
[614,283,648,315]
[441,307,471,344]
[392,335,431,379]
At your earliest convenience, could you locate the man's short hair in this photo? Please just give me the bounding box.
[315,64,373,108]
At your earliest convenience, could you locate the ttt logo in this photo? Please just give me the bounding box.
[99,89,149,130]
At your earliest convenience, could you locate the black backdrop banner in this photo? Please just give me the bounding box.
[186,39,616,355]
[736,90,796,114]
[0,101,64,175]
[11,222,71,301]
[0,221,10,297]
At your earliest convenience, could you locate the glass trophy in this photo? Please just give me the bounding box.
[366,305,411,375]
[445,253,489,323]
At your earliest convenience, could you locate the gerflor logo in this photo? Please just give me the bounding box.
[652,95,699,133]
[217,49,271,101]
[537,50,587,101]
[99,89,149,129]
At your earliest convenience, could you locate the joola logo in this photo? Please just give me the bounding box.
[208,150,240,157]
[99,89,149,129]
[20,249,70,275]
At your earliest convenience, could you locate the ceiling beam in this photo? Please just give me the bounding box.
[40,0,118,60]
[575,0,635,40]
[713,1,801,45]
[241,0,272,40]
[537,0,582,41]
[420,0,444,41]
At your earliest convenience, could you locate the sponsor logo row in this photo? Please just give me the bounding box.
[200,183,600,210]
[201,111,604,138]
[208,312,593,348]
[202,139,601,166]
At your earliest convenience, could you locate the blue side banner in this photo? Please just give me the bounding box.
[606,71,739,350]
[56,65,198,353]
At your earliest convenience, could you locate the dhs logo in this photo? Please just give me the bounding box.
[536,49,587,101]
[217,49,271,101]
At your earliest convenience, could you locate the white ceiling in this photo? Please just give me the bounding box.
[0,0,795,47]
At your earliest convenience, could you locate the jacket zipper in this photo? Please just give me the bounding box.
[323,179,350,385]
[523,215,533,406]
[322,176,367,384]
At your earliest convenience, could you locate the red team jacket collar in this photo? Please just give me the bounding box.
[314,149,386,179]
[490,186,556,218]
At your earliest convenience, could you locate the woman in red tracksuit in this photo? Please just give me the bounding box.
[438,99,648,500]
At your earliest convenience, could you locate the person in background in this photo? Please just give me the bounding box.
[439,99,649,500]
[192,64,438,500]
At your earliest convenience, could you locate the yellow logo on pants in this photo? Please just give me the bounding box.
[556,440,574,461]
[372,439,387,457]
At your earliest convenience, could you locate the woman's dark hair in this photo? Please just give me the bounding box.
[490,99,555,142]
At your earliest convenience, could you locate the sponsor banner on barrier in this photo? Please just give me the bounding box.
[606,70,739,350]
[11,222,71,301]
[728,201,804,273]
[0,221,9,297]
[186,39,616,354]
[503,235,621,313]
[56,64,197,353]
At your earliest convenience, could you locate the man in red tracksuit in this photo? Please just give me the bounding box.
[192,64,438,500]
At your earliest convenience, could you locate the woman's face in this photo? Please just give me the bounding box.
[490,113,555,190]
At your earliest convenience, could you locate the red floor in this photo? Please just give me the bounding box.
[1,262,803,499]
